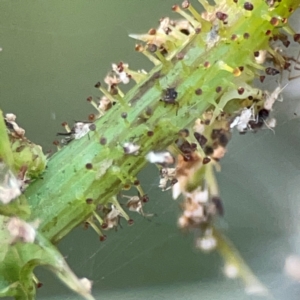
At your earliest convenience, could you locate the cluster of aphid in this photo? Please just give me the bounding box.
[143,75,288,251]
[83,188,152,242]
[52,0,298,146]
[48,0,299,248]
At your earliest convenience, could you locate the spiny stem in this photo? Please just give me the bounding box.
[23,0,298,244]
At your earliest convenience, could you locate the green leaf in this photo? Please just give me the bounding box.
[0,223,94,300]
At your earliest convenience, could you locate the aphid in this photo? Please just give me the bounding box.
[123,142,140,155]
[264,83,288,110]
[259,108,270,120]
[57,121,93,143]
[124,195,143,214]
[4,113,25,137]
[162,87,178,104]
[112,62,130,85]
[230,106,256,132]
[194,132,207,147]
[248,108,269,130]
[159,167,177,191]
[73,122,93,139]
[123,195,153,217]
[98,96,113,115]
[176,139,197,157]
[102,205,122,230]
[265,67,280,75]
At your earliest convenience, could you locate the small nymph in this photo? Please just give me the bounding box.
[162,87,178,105]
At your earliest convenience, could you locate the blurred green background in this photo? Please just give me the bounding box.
[1,1,300,299]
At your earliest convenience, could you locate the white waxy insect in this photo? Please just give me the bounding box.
[230,106,255,132]
[123,142,140,155]
[74,122,91,139]
[145,151,174,164]
[57,122,93,143]
[159,168,176,191]
[112,63,130,84]
[265,117,277,129]
[7,217,39,243]
[5,113,25,137]
[124,195,153,217]
[0,162,21,204]
[104,205,122,229]
[264,83,288,111]
[98,96,112,115]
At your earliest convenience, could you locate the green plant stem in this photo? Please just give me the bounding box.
[213,227,271,297]
[24,0,299,244]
